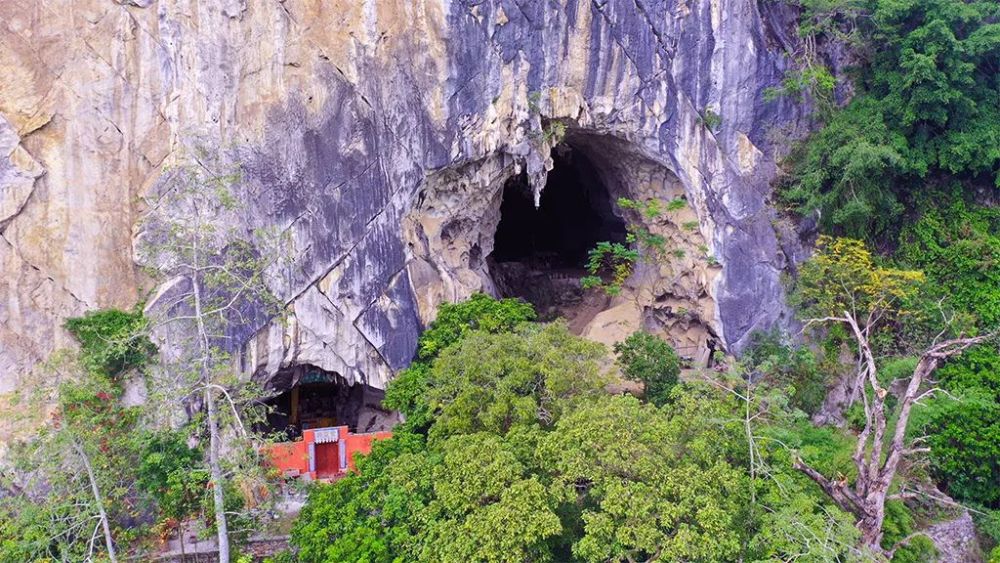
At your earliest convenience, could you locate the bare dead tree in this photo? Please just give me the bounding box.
[794,308,993,554]
[788,237,998,556]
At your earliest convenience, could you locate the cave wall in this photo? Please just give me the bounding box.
[0,0,809,392]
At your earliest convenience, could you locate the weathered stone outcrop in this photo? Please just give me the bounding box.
[1,0,808,392]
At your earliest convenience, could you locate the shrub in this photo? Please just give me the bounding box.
[64,307,156,377]
[415,293,535,361]
[613,331,680,407]
[891,534,937,563]
[136,429,207,521]
[881,499,915,550]
[744,331,827,415]
[898,190,1000,327]
[919,393,1000,508]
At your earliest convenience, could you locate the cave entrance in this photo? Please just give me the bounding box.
[259,365,395,441]
[490,145,628,328]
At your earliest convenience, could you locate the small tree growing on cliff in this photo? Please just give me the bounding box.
[138,153,285,562]
[790,236,994,556]
[582,197,680,295]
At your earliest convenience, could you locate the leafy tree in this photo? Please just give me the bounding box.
[424,322,610,441]
[294,322,606,562]
[744,330,828,415]
[415,293,536,361]
[541,394,747,562]
[792,236,925,323]
[793,236,926,420]
[0,355,142,562]
[613,331,681,407]
[898,189,1000,327]
[0,306,162,562]
[294,298,863,562]
[580,241,639,295]
[138,155,285,561]
[780,98,909,238]
[136,429,209,527]
[384,294,536,433]
[781,0,1000,241]
[419,434,562,563]
[382,361,434,432]
[292,432,433,563]
[888,189,1000,515]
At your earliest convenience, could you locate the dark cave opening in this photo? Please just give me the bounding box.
[492,147,627,266]
[490,145,628,325]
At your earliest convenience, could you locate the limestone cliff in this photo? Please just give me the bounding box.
[0,0,809,392]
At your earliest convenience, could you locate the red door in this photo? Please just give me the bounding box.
[314,443,340,478]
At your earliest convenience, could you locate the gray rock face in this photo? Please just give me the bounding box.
[923,511,983,563]
[1,0,809,392]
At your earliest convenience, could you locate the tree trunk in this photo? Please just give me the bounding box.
[859,509,885,554]
[190,238,230,563]
[73,439,118,563]
[206,386,230,563]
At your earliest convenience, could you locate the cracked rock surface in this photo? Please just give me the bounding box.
[1,0,809,391]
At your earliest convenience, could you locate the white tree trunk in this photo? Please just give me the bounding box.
[73,439,118,563]
[206,386,230,563]
[190,235,230,563]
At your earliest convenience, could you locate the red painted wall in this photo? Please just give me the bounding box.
[265,440,309,476]
[264,426,392,480]
[344,431,393,471]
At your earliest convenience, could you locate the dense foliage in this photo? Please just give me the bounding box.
[915,346,1000,509]
[0,360,145,561]
[743,330,828,415]
[136,430,210,523]
[64,307,156,378]
[292,296,862,563]
[779,1,1000,552]
[413,293,536,361]
[897,188,1000,327]
[782,0,1000,241]
[384,293,538,432]
[2,306,269,561]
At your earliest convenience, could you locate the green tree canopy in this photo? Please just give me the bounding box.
[782,0,1000,240]
[292,297,860,562]
[613,331,681,407]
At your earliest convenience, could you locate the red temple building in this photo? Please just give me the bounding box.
[260,366,395,480]
[266,425,391,480]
